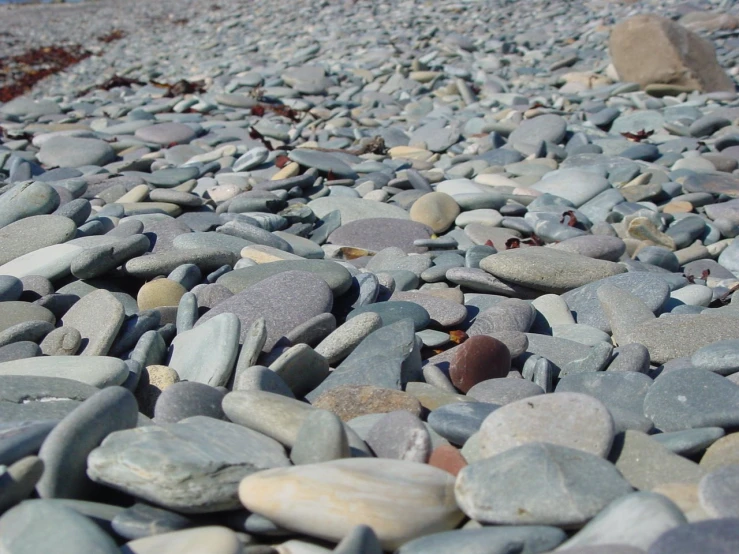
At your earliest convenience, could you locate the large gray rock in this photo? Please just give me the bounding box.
[87,416,290,513]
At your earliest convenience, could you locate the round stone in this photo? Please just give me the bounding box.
[137,279,187,311]
[478,392,615,458]
[37,137,116,168]
[455,443,633,526]
[409,192,460,234]
[135,123,197,145]
[698,466,739,518]
[449,335,511,393]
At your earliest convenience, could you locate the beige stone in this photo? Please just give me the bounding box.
[137,278,187,311]
[312,384,423,422]
[135,365,180,417]
[700,432,739,471]
[409,192,460,234]
[609,14,734,92]
[239,458,464,550]
[653,483,711,522]
[121,526,241,554]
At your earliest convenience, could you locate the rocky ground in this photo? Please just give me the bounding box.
[1,0,739,552]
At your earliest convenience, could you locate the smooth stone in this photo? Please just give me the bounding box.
[551,235,626,262]
[238,458,464,550]
[0,356,128,387]
[167,313,240,387]
[391,291,467,328]
[609,430,706,490]
[37,137,116,168]
[700,433,739,471]
[478,392,615,458]
[652,427,725,456]
[328,218,432,254]
[110,502,192,540]
[556,492,687,551]
[315,313,383,365]
[120,526,241,554]
[59,290,124,356]
[137,280,186,311]
[508,114,567,154]
[172,232,251,257]
[691,339,739,375]
[0,420,56,465]
[0,243,83,281]
[311,385,423,422]
[698,466,739,518]
[36,387,138,499]
[0,182,59,230]
[0,277,22,302]
[217,260,352,296]
[0,215,77,266]
[634,316,739,365]
[153,381,226,424]
[466,378,544,405]
[87,416,289,513]
[561,273,671,333]
[0,302,55,334]
[0,456,44,514]
[531,169,610,207]
[480,247,626,294]
[135,123,197,145]
[269,344,330,397]
[467,298,536,336]
[333,525,383,554]
[124,249,237,280]
[308,197,409,224]
[305,319,418,402]
[428,402,499,446]
[396,526,567,554]
[449,335,511,393]
[288,149,358,179]
[290,409,349,465]
[409,192,460,234]
[647,518,739,554]
[366,410,431,463]
[643,368,739,431]
[347,301,430,332]
[455,443,633,527]
[0,499,119,553]
[201,270,333,348]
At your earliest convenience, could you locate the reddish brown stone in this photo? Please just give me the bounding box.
[428,445,467,476]
[449,335,510,393]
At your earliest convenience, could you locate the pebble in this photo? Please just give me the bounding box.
[478,392,615,459]
[88,416,290,513]
[449,335,511,393]
[238,458,464,550]
[455,443,633,526]
[311,385,423,421]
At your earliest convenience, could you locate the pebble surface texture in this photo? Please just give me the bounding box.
[0,0,738,551]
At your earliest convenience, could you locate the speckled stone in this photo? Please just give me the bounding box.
[311,385,423,421]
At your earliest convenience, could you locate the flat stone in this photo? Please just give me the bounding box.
[0,356,128,388]
[0,499,119,553]
[449,335,511,393]
[153,381,226,424]
[348,301,430,331]
[556,492,687,551]
[110,502,192,541]
[648,518,739,554]
[480,247,626,294]
[366,410,431,462]
[0,419,56,466]
[36,386,139,499]
[609,430,706,490]
[135,123,197,145]
[0,215,77,266]
[396,526,566,554]
[290,409,350,465]
[167,313,240,386]
[643,368,739,431]
[466,378,544,405]
[0,182,59,230]
[200,270,333,349]
[691,339,739,375]
[328,218,432,254]
[37,137,116,168]
[217,259,352,296]
[311,385,423,421]
[124,249,237,280]
[508,114,567,155]
[652,427,725,457]
[269,343,330,397]
[0,302,55,333]
[698,465,739,518]
[238,458,464,550]
[561,272,671,333]
[59,290,124,356]
[308,197,409,224]
[701,433,739,471]
[392,291,467,328]
[531,169,611,207]
[455,443,633,526]
[315,313,383,365]
[87,416,289,514]
[478,392,615,458]
[288,149,358,179]
[119,526,242,554]
[428,402,499,446]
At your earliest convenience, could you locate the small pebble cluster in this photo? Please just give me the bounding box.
[1,0,739,552]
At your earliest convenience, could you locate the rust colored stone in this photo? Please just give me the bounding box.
[428,445,468,476]
[449,335,511,393]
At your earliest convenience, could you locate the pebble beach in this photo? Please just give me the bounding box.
[1,0,739,552]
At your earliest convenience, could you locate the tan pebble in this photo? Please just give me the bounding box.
[135,365,180,417]
[137,279,187,311]
[662,201,694,214]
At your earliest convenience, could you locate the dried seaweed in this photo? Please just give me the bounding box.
[98,29,127,43]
